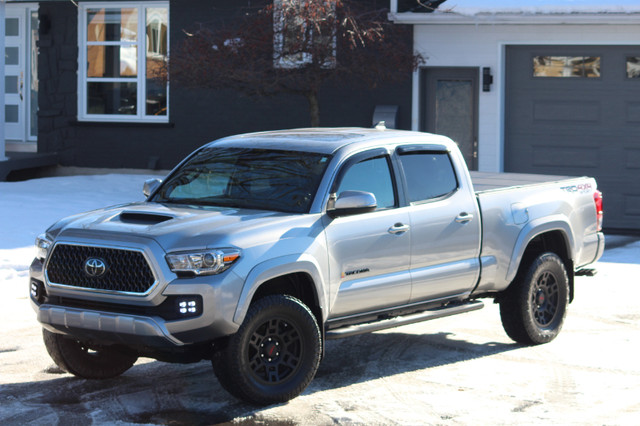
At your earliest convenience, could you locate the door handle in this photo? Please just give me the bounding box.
[388,223,410,234]
[455,212,474,224]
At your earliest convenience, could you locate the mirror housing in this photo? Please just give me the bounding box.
[328,190,377,218]
[143,178,162,198]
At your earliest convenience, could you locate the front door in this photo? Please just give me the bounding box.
[4,4,38,147]
[324,152,412,319]
[421,67,479,170]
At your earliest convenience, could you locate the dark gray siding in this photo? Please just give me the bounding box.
[505,45,640,230]
[36,0,412,170]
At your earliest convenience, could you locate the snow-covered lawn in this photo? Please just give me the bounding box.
[0,173,162,298]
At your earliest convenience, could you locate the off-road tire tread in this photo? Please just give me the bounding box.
[212,295,321,405]
[500,252,569,345]
[42,328,137,379]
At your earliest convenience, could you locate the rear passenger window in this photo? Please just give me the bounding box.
[399,152,458,202]
[337,156,396,209]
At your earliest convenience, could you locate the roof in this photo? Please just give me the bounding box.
[391,0,640,24]
[442,0,640,16]
[205,128,454,155]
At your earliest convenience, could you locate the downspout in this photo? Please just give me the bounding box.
[0,0,6,161]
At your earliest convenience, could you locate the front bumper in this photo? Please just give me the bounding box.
[30,243,245,349]
[38,304,184,348]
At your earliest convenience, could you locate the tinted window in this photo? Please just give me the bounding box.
[152,148,331,213]
[337,156,395,209]
[399,152,458,202]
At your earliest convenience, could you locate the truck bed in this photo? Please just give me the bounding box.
[470,171,578,193]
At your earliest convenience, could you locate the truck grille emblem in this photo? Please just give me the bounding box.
[84,258,107,278]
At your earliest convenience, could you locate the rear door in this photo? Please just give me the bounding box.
[397,146,482,302]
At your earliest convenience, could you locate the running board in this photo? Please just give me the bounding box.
[325,300,484,340]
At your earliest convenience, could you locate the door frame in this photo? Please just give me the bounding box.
[4,2,38,150]
[419,67,479,171]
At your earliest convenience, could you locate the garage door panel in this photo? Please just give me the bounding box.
[533,100,600,123]
[506,45,640,230]
[596,177,640,228]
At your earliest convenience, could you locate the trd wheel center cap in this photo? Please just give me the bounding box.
[260,337,281,362]
[536,290,546,306]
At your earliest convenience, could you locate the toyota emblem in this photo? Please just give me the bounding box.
[84,258,107,278]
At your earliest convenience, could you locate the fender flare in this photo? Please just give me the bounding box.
[505,215,575,284]
[232,254,327,325]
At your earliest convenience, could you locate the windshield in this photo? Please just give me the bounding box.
[152,147,332,213]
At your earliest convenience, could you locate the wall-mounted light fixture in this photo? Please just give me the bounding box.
[482,67,493,92]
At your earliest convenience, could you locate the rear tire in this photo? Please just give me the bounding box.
[42,328,137,379]
[500,252,570,345]
[212,295,321,405]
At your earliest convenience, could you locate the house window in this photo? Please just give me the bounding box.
[533,56,600,78]
[273,0,336,69]
[78,2,168,122]
[627,57,640,79]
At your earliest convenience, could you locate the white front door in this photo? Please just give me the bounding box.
[4,4,37,146]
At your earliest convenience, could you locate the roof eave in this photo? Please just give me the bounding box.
[389,12,640,25]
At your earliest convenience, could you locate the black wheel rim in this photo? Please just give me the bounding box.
[531,271,559,328]
[247,317,302,384]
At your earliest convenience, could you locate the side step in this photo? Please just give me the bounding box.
[325,300,484,340]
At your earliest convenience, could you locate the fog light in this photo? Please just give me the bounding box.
[30,279,46,303]
[175,297,202,318]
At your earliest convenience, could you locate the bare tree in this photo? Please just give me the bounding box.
[167,0,423,127]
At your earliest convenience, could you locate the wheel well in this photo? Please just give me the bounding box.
[517,231,575,301]
[252,273,323,327]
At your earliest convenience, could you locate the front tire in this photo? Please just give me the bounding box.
[42,329,138,379]
[212,295,321,405]
[500,252,570,345]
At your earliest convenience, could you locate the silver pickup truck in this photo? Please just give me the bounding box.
[30,128,604,405]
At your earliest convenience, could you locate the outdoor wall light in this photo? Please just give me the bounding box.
[483,67,493,92]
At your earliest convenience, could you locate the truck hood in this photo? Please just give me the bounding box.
[48,202,318,251]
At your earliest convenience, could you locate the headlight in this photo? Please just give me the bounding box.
[35,234,53,261]
[166,248,241,276]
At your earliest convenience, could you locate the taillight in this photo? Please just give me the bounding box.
[593,190,603,231]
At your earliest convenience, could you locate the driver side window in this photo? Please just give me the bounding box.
[337,156,396,209]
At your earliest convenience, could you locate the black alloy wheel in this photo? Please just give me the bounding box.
[500,252,570,345]
[212,294,321,405]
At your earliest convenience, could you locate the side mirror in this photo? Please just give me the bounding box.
[143,178,162,198]
[328,190,377,218]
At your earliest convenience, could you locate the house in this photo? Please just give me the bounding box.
[1,0,411,177]
[390,0,640,230]
[1,0,638,230]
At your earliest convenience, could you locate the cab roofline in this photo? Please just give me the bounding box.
[203,127,454,155]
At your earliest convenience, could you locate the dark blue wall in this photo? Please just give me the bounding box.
[37,0,413,170]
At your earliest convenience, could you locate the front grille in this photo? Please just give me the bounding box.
[46,244,156,294]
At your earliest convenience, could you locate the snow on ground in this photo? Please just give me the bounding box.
[0,173,163,299]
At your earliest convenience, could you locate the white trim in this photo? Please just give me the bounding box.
[0,0,6,161]
[389,12,640,25]
[77,1,169,123]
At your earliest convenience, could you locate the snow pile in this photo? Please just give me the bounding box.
[440,0,640,16]
[0,173,163,296]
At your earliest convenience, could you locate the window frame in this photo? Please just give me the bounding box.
[77,1,169,123]
[330,149,399,211]
[273,0,336,69]
[396,148,459,205]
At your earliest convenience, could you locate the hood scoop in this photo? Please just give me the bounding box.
[118,211,174,225]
